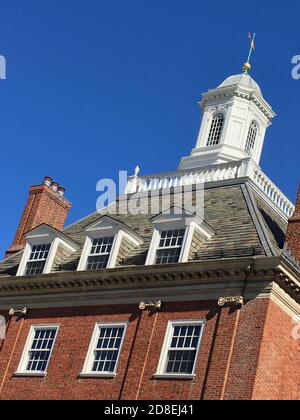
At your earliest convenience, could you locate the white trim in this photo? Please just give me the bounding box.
[155,320,205,378]
[16,243,32,277]
[107,231,124,268]
[81,322,128,377]
[180,225,194,263]
[16,324,59,376]
[145,228,161,266]
[153,374,196,380]
[14,372,47,378]
[44,238,59,274]
[79,373,117,379]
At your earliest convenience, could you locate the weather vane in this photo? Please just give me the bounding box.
[243,33,256,74]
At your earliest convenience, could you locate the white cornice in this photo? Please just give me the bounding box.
[201,85,276,121]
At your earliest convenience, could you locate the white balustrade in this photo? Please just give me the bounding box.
[124,159,295,219]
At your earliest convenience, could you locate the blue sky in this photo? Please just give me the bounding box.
[0,0,299,257]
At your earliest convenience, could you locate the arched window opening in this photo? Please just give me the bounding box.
[245,121,258,156]
[207,113,225,147]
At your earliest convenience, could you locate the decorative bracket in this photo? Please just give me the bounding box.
[9,308,28,317]
[218,296,244,308]
[139,301,162,311]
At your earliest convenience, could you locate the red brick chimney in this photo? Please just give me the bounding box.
[285,184,300,262]
[5,177,72,258]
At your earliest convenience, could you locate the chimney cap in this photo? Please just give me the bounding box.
[51,182,59,192]
[43,176,53,186]
[57,186,66,197]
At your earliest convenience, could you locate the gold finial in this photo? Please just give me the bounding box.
[243,33,256,74]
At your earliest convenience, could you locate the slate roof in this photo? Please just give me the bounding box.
[0,181,288,277]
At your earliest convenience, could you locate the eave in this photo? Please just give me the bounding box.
[0,256,299,312]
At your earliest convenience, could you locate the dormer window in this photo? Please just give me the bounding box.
[78,216,143,272]
[16,224,78,277]
[146,209,214,266]
[207,113,225,147]
[245,121,258,156]
[156,229,185,265]
[25,244,51,276]
[87,237,114,270]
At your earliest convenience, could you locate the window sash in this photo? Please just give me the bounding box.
[90,237,114,256]
[25,260,47,276]
[86,254,110,270]
[28,244,51,262]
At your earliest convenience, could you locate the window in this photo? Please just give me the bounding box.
[207,113,225,146]
[156,321,204,378]
[16,326,59,376]
[155,229,185,265]
[81,323,127,377]
[25,244,51,276]
[86,237,114,270]
[77,216,144,272]
[245,121,258,156]
[16,224,79,277]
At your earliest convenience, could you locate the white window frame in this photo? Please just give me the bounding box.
[80,322,128,378]
[78,217,143,271]
[155,320,205,380]
[207,112,225,147]
[152,227,187,266]
[17,225,78,277]
[15,325,59,377]
[245,120,259,156]
[146,213,213,266]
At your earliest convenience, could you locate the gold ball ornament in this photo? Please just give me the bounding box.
[243,62,251,73]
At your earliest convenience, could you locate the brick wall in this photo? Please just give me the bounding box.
[0,298,299,400]
[6,179,71,257]
[286,184,300,262]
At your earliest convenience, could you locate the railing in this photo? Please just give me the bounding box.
[125,159,295,219]
[251,167,294,219]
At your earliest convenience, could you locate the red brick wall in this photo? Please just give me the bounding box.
[252,300,300,400]
[286,184,300,262]
[6,184,71,257]
[0,298,299,400]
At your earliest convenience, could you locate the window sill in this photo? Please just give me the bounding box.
[153,374,196,380]
[14,372,47,378]
[79,372,117,379]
